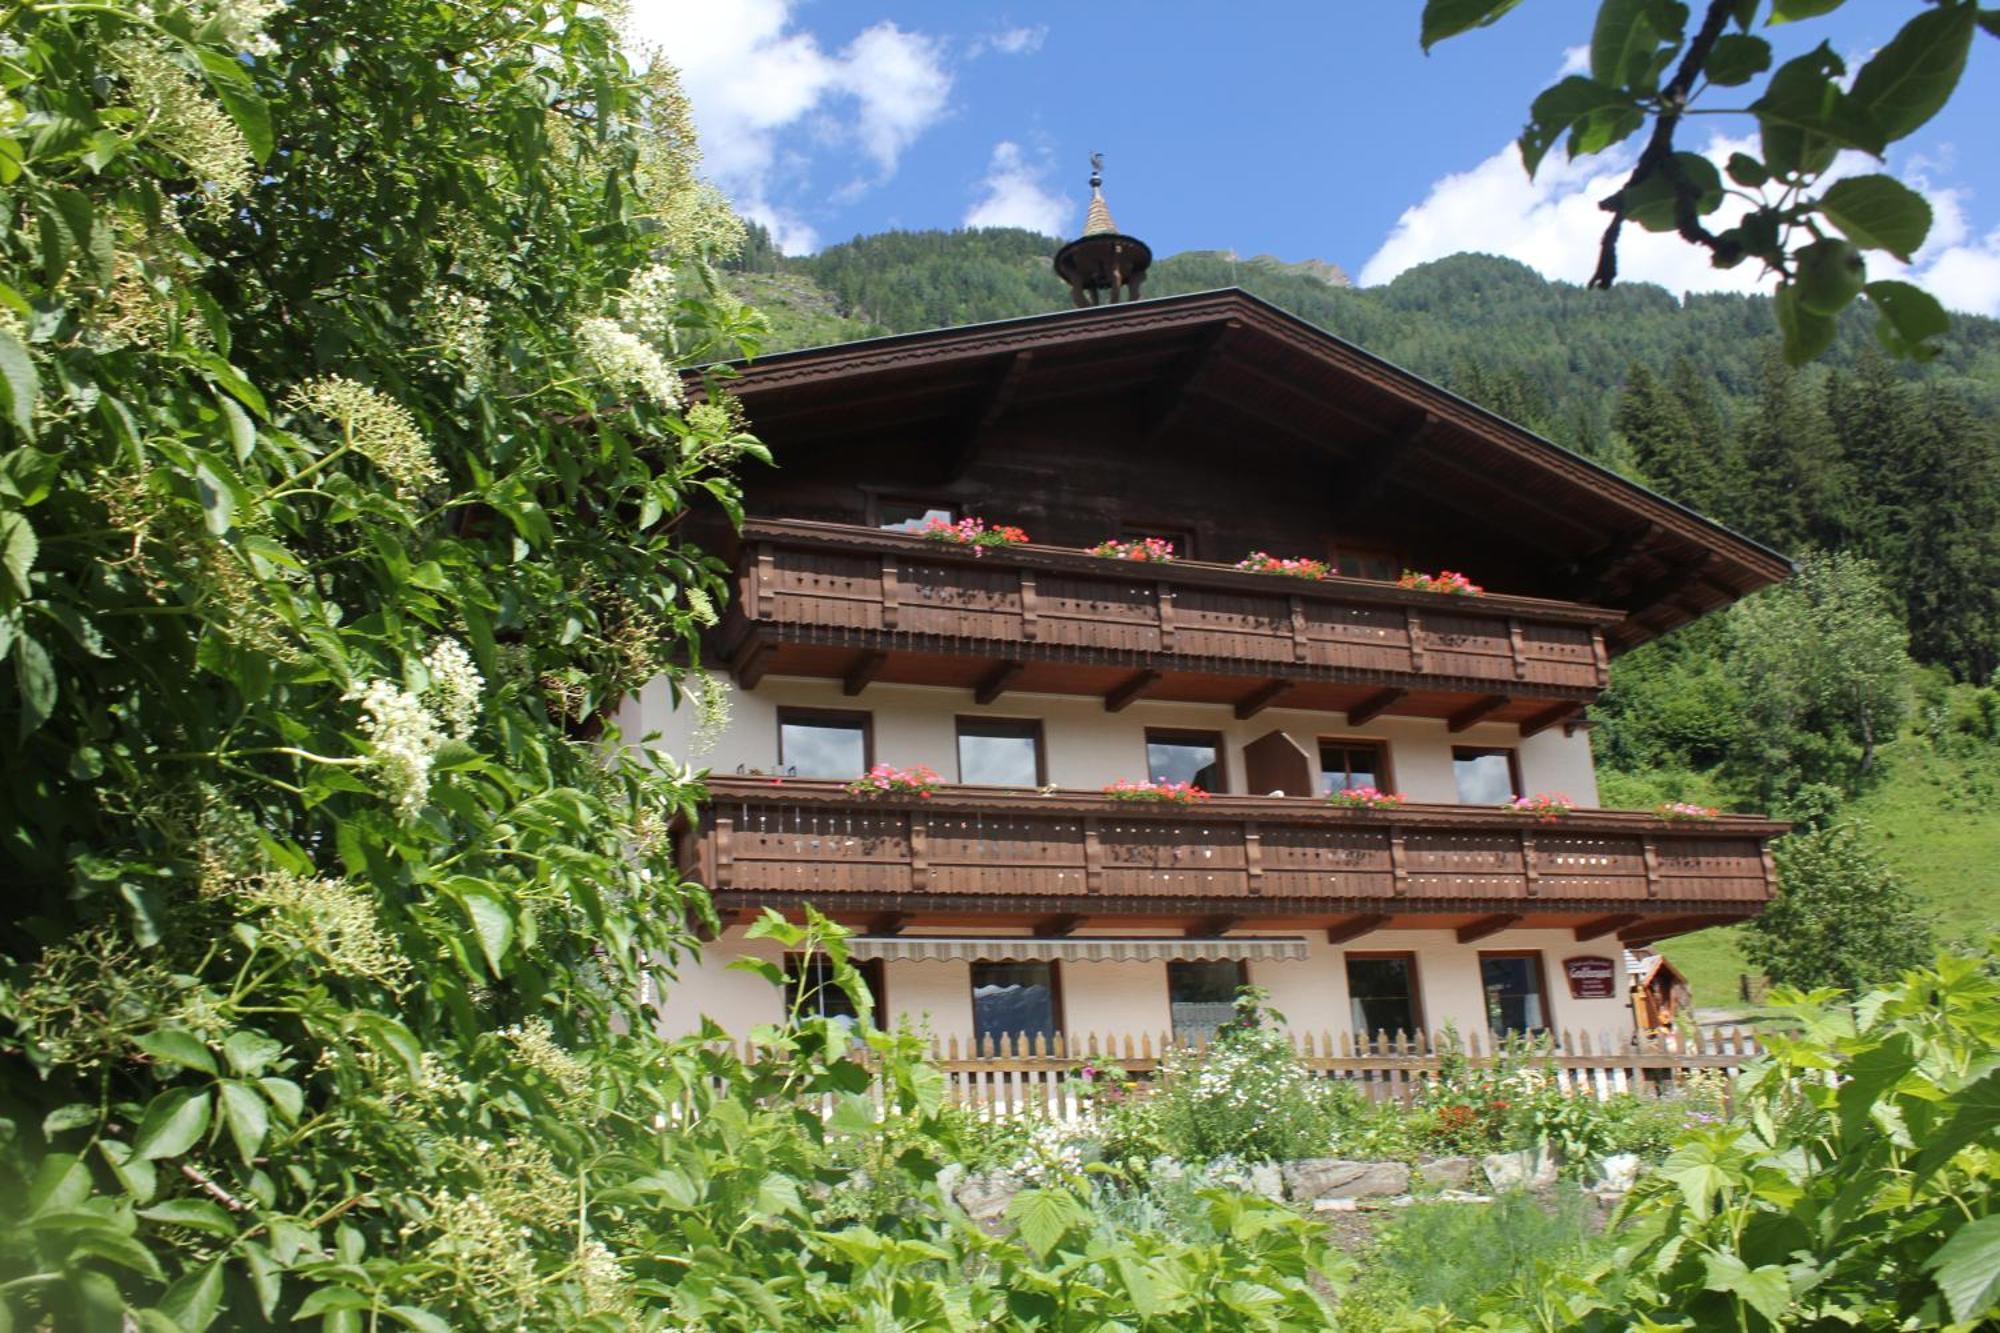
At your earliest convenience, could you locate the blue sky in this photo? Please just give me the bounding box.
[633,2,2000,313]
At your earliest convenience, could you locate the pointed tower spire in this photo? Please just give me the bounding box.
[1054,152,1151,307]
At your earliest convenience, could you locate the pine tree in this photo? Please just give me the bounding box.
[1731,349,1842,549]
[1897,389,2000,680]
[1824,349,1914,560]
[1614,360,1733,513]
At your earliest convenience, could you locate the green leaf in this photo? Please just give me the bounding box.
[1769,0,1846,20]
[1591,0,1683,91]
[0,325,37,439]
[1705,33,1771,86]
[217,393,257,464]
[223,1030,284,1078]
[295,1287,373,1317]
[386,1308,453,1333]
[43,1104,100,1136]
[131,1088,212,1161]
[14,631,56,737]
[196,49,274,162]
[1725,152,1769,187]
[451,883,516,974]
[158,1261,226,1332]
[1775,281,1838,365]
[1820,173,1937,260]
[1518,76,1643,176]
[0,510,35,597]
[257,1076,304,1120]
[1420,0,1525,51]
[219,1081,270,1164]
[1847,5,1976,145]
[1703,1253,1792,1324]
[137,1028,219,1076]
[1753,43,1874,175]
[193,459,236,535]
[26,1152,92,1217]
[1863,279,1950,361]
[1006,1187,1085,1260]
[138,1198,238,1237]
[1927,1214,2000,1324]
[67,1227,166,1280]
[1912,1069,2000,1180]
[751,1172,802,1220]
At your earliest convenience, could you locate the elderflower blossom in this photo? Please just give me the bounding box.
[109,38,254,212]
[622,263,679,346]
[347,677,446,818]
[1009,1118,1092,1187]
[243,870,410,986]
[416,286,493,387]
[576,315,682,411]
[289,376,446,498]
[422,638,484,740]
[500,1019,593,1107]
[682,585,718,627]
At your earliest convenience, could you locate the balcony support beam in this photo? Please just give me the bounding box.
[974,659,1024,706]
[1325,913,1390,945]
[944,350,1033,481]
[1619,913,1743,946]
[1567,523,1661,600]
[1457,913,1521,944]
[733,638,776,691]
[1034,913,1086,938]
[1234,678,1293,720]
[866,912,909,937]
[1448,694,1511,733]
[1192,915,1243,938]
[1105,669,1163,713]
[841,650,888,697]
[1575,913,1642,942]
[1347,687,1407,727]
[1519,701,1583,738]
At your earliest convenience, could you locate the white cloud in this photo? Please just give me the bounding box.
[1556,44,1590,76]
[1359,135,2000,317]
[964,141,1073,236]
[626,0,952,253]
[970,24,1047,57]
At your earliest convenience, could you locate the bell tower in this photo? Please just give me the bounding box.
[1052,153,1152,307]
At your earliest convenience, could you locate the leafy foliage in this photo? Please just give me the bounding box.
[1745,819,1936,991]
[1422,0,1995,363]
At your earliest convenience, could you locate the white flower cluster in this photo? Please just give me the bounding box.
[499,1019,593,1108]
[422,637,484,740]
[289,375,445,499]
[623,264,679,347]
[347,677,446,819]
[243,870,409,986]
[133,0,282,56]
[575,315,682,412]
[416,286,493,388]
[109,37,253,213]
[686,670,730,757]
[682,585,718,628]
[1009,1117,1093,1187]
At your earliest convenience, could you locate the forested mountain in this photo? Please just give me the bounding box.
[730,224,2000,995]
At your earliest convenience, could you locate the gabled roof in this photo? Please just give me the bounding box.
[705,288,1791,650]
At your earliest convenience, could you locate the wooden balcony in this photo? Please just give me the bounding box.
[720,521,1626,727]
[683,778,1784,941]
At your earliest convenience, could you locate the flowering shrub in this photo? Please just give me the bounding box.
[1007,1117,1098,1189]
[1398,569,1485,596]
[1103,778,1210,804]
[1506,792,1576,822]
[1327,785,1406,810]
[845,763,943,798]
[1089,537,1176,562]
[1071,1060,1138,1106]
[1655,800,1720,821]
[919,515,1030,552]
[1235,552,1330,579]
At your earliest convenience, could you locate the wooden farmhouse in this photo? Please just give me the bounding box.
[630,178,1790,1056]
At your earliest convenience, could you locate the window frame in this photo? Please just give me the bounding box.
[954,715,1048,787]
[969,959,1066,1049]
[776,706,875,777]
[1143,727,1229,794]
[1317,736,1393,794]
[1166,959,1247,1042]
[868,494,958,532]
[1477,949,1553,1038]
[1343,950,1426,1038]
[1327,544,1403,583]
[1118,520,1198,561]
[1451,745,1522,804]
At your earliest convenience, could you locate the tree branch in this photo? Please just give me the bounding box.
[1591,0,1743,289]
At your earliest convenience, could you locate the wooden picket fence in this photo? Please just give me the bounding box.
[920,1026,1763,1122]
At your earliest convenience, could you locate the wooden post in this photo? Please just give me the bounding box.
[1083,817,1104,895]
[1243,823,1264,896]
[751,544,773,620]
[1507,616,1529,681]
[1289,595,1310,663]
[1642,836,1662,899]
[713,813,735,889]
[1405,606,1427,673]
[1389,828,1410,896]
[881,555,900,630]
[1018,569,1039,641]
[908,811,929,893]
[1157,582,1176,651]
[1521,829,1540,898]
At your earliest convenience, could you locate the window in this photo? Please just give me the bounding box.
[971,962,1061,1047]
[876,498,955,533]
[1480,952,1549,1036]
[1319,740,1389,795]
[783,953,882,1026]
[1330,547,1401,582]
[777,708,871,778]
[1346,954,1423,1037]
[1168,960,1245,1042]
[956,717,1045,787]
[1145,729,1226,793]
[1452,746,1520,805]
[1120,522,1195,560]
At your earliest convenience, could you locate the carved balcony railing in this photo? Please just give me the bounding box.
[683,779,1783,928]
[721,521,1626,715]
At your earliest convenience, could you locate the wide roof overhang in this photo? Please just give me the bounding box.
[697,288,1791,652]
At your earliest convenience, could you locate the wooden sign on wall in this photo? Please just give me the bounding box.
[1563,955,1620,1000]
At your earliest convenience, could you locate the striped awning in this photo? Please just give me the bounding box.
[843,935,1311,964]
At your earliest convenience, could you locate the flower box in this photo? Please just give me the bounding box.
[1234,552,1329,579]
[1102,778,1209,804]
[919,516,1029,553]
[1505,793,1575,823]
[1655,801,1720,821]
[1088,537,1176,562]
[1398,569,1485,596]
[846,763,943,798]
[1326,786,1406,810]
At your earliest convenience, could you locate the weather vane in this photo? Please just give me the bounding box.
[1089,151,1103,189]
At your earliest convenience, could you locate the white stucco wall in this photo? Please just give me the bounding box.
[619,672,1600,807]
[656,925,1637,1050]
